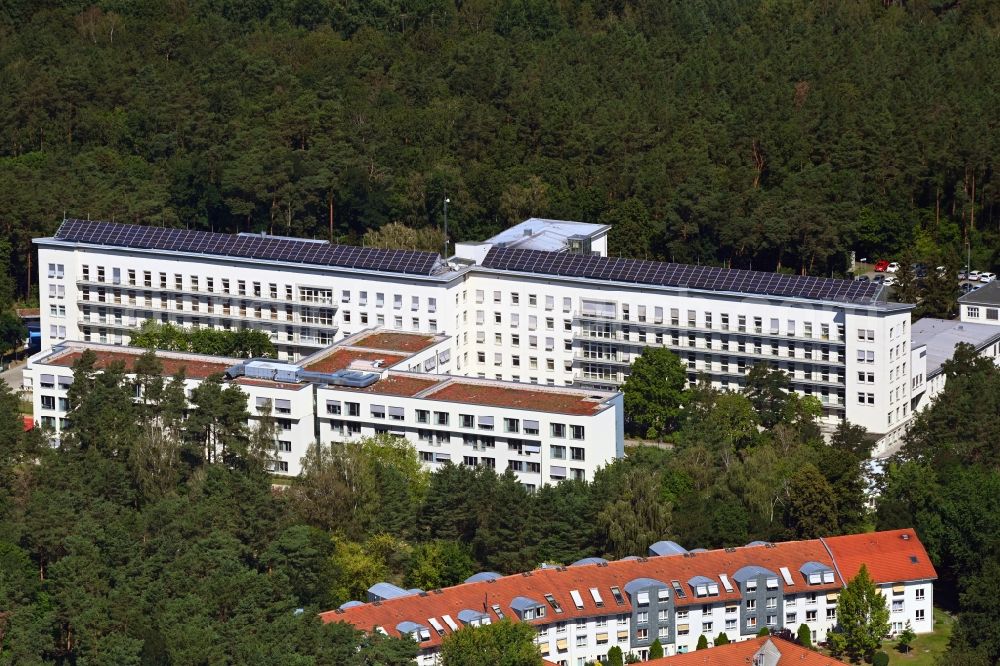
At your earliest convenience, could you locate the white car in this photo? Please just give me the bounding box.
[886,262,900,273]
[883,276,897,286]
[980,272,997,283]
[968,270,981,281]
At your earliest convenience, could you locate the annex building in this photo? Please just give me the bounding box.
[25,329,622,484]
[321,529,935,664]
[36,218,920,453]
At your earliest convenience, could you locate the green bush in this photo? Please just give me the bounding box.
[798,623,812,648]
[872,651,889,666]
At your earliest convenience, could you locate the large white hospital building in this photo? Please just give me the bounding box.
[36,217,924,452]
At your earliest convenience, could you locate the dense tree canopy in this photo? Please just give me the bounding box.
[1,0,999,303]
[877,343,1000,663]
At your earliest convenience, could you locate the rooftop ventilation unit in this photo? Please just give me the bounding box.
[299,369,380,388]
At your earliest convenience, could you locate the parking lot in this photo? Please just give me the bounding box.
[853,261,994,296]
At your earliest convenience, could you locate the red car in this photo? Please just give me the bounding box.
[873,259,890,272]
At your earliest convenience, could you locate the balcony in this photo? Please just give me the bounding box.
[573,312,846,346]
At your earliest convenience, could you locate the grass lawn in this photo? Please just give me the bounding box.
[883,608,954,665]
[821,608,954,665]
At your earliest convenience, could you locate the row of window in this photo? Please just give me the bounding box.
[77,265,442,314]
[966,306,1000,320]
[580,302,847,340]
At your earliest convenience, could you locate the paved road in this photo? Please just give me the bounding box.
[1,361,26,394]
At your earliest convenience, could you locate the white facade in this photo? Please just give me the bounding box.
[25,333,623,484]
[36,219,920,450]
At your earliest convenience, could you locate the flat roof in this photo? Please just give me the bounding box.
[43,347,231,379]
[958,280,1000,306]
[423,380,611,415]
[344,374,445,397]
[302,348,409,374]
[910,317,1000,377]
[482,247,892,307]
[485,218,609,252]
[233,377,310,391]
[349,331,441,354]
[44,219,446,276]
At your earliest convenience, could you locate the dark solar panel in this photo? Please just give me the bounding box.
[54,220,442,276]
[482,247,880,304]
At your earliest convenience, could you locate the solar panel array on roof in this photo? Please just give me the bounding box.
[54,219,443,276]
[482,247,880,305]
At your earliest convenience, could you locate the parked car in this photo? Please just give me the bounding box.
[959,269,969,280]
[981,272,997,283]
[960,282,978,295]
[856,275,870,282]
[886,262,900,273]
[874,259,890,272]
[968,270,981,281]
[884,276,897,286]
[872,275,885,284]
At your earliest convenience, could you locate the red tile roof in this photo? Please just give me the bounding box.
[320,531,934,651]
[324,542,836,649]
[47,349,231,380]
[303,349,408,374]
[352,331,439,353]
[424,381,608,415]
[823,529,936,584]
[645,637,849,666]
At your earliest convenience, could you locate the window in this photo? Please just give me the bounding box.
[276,440,292,452]
[915,588,925,601]
[570,447,585,461]
[916,609,925,621]
[637,611,648,624]
[551,423,566,438]
[806,610,817,622]
[544,594,563,613]
[746,599,756,611]
[504,418,519,433]
[570,425,585,440]
[551,445,566,459]
[968,306,980,318]
[41,395,56,410]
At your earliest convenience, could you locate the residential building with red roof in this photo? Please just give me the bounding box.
[25,328,622,482]
[644,636,850,666]
[320,529,934,666]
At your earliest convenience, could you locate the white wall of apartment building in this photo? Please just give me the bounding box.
[880,581,934,636]
[238,380,315,476]
[316,380,623,488]
[37,224,921,451]
[37,243,463,364]
[462,269,915,443]
[25,342,623,484]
